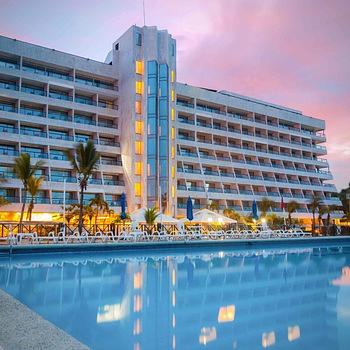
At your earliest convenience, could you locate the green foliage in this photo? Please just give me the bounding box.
[223,208,245,224]
[26,175,44,221]
[258,197,275,217]
[286,200,299,225]
[144,207,159,226]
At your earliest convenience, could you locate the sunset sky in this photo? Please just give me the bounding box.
[1,0,349,189]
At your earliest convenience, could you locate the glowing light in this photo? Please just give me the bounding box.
[218,305,235,323]
[134,272,143,289]
[135,81,143,94]
[134,295,142,312]
[135,60,144,75]
[262,332,275,348]
[134,183,142,197]
[31,213,53,221]
[288,326,300,342]
[172,291,176,306]
[172,269,176,286]
[199,327,216,345]
[133,319,142,335]
[96,304,123,323]
[135,101,142,114]
[207,217,213,222]
[218,217,223,223]
[261,218,267,224]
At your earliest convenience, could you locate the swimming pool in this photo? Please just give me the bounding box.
[0,242,350,350]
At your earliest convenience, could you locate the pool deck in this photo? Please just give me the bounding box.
[0,236,349,256]
[0,289,89,350]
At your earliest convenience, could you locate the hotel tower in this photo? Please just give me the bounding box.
[0,25,342,221]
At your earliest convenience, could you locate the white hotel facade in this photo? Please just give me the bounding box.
[0,25,342,220]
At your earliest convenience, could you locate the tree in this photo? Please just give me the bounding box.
[258,197,275,217]
[223,208,244,223]
[286,200,299,226]
[208,201,220,212]
[144,207,159,228]
[318,206,326,234]
[84,204,95,227]
[309,195,323,234]
[26,176,44,221]
[13,153,44,226]
[0,196,9,207]
[89,194,109,228]
[66,141,100,235]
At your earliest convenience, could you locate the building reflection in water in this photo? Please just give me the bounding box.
[0,246,349,350]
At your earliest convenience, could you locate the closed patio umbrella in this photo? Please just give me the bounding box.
[120,193,126,219]
[252,200,259,220]
[187,196,193,221]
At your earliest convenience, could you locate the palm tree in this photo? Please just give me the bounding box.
[208,201,220,212]
[309,195,323,234]
[223,208,244,223]
[89,194,109,229]
[84,204,95,228]
[258,197,275,217]
[66,141,100,235]
[13,153,44,226]
[286,200,299,226]
[26,176,44,221]
[0,196,9,207]
[144,207,159,230]
[318,206,326,234]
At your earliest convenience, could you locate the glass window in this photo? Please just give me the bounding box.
[135,162,142,175]
[134,183,141,196]
[136,33,142,46]
[147,137,156,156]
[171,127,175,139]
[148,159,156,176]
[159,64,168,78]
[147,61,157,76]
[135,81,143,94]
[171,70,175,83]
[135,120,143,134]
[135,101,142,114]
[159,99,168,117]
[171,166,175,178]
[148,77,157,95]
[148,118,157,135]
[135,141,143,155]
[135,60,144,75]
[171,108,175,121]
[171,89,175,102]
[147,97,157,115]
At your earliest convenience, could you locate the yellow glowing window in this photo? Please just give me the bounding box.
[171,108,175,121]
[135,162,142,175]
[288,326,300,342]
[135,141,143,155]
[171,70,175,83]
[171,166,175,179]
[172,185,175,198]
[135,120,143,134]
[171,146,175,159]
[218,305,235,323]
[262,332,275,348]
[135,101,142,114]
[134,183,141,196]
[171,127,175,139]
[134,272,142,289]
[134,295,142,312]
[171,89,175,102]
[135,81,143,94]
[135,60,143,75]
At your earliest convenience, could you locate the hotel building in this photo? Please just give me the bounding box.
[0,25,342,220]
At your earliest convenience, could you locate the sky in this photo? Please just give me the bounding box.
[0,0,349,190]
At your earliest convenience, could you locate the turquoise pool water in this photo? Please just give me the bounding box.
[0,244,350,350]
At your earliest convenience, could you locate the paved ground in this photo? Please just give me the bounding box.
[0,289,89,350]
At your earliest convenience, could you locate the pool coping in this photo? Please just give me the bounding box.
[0,289,89,350]
[0,236,349,255]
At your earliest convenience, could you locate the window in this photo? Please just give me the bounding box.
[172,185,175,198]
[171,127,175,139]
[135,120,143,134]
[115,43,119,50]
[135,141,143,155]
[134,183,141,196]
[136,33,142,46]
[171,43,175,56]
[135,162,142,175]
[171,146,175,159]
[135,60,144,75]
[171,108,175,121]
[135,101,142,114]
[135,81,143,95]
[171,166,175,179]
[171,89,175,102]
[171,70,175,83]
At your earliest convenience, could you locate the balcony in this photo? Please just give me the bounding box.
[223,188,238,194]
[239,190,253,195]
[22,64,73,81]
[0,59,19,70]
[176,101,194,108]
[75,95,96,106]
[203,170,219,176]
[178,134,195,141]
[207,187,223,193]
[0,81,18,91]
[48,111,71,122]
[267,192,280,197]
[25,152,48,159]
[100,158,122,166]
[50,176,76,183]
[178,118,195,125]
[0,148,19,156]
[177,202,201,209]
[75,76,115,90]
[88,178,103,185]
[99,139,120,147]
[49,91,73,102]
[197,104,225,115]
[49,153,68,161]
[21,85,45,96]
[20,107,45,118]
[49,133,73,141]
[20,129,47,138]
[0,103,16,113]
[103,179,124,186]
[179,152,198,158]
[0,125,18,134]
[199,153,216,160]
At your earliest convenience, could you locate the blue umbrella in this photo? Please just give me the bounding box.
[120,193,127,219]
[186,196,194,221]
[252,200,259,220]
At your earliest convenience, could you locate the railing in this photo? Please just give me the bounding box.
[176,101,194,108]
[20,129,47,138]
[0,125,18,133]
[48,112,71,122]
[49,133,74,141]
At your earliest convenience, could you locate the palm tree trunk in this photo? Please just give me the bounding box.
[288,212,292,226]
[312,212,315,235]
[78,185,84,235]
[27,198,34,221]
[19,189,27,230]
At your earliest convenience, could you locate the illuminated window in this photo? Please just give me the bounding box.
[135,81,143,94]
[135,162,142,175]
[171,166,175,179]
[135,101,142,114]
[135,60,143,75]
[135,141,143,154]
[171,146,175,159]
[218,305,235,323]
[135,120,143,134]
[288,326,300,342]
[171,108,175,121]
[171,127,175,139]
[171,89,175,102]
[262,332,275,348]
[172,185,175,198]
[134,295,142,312]
[134,183,141,196]
[134,272,142,289]
[171,70,175,83]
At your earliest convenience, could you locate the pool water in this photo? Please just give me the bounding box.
[0,244,350,350]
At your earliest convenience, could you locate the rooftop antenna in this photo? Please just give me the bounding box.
[143,0,146,26]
